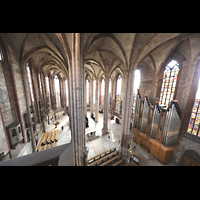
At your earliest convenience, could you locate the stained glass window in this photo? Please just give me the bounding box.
[187,78,200,137]
[159,60,180,106]
[116,75,122,112]
[54,75,61,107]
[132,69,141,114]
[26,63,34,105]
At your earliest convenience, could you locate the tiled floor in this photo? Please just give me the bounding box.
[85,112,122,159]
[47,112,122,159]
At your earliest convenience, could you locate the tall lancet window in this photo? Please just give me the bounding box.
[65,79,69,106]
[38,73,43,96]
[45,75,51,108]
[101,79,105,106]
[26,63,35,105]
[93,80,96,104]
[132,69,141,114]
[159,60,180,106]
[109,78,111,94]
[54,75,61,107]
[116,75,122,113]
[86,79,89,104]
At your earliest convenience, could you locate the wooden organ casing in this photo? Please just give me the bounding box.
[132,89,183,164]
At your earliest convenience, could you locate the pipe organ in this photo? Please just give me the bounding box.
[133,89,183,164]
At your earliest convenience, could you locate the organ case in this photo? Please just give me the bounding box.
[132,89,183,164]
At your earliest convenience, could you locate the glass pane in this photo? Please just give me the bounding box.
[187,77,200,136]
[159,60,179,106]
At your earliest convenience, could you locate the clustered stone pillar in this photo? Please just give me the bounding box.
[102,75,110,135]
[120,70,134,157]
[68,33,85,166]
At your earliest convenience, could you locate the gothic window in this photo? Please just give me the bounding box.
[65,79,69,106]
[93,80,96,104]
[54,75,61,107]
[86,79,89,104]
[26,63,34,105]
[0,51,3,61]
[159,60,180,106]
[132,69,141,114]
[45,75,51,108]
[101,79,105,106]
[109,78,111,110]
[38,73,43,96]
[187,78,200,137]
[109,78,111,94]
[116,75,122,112]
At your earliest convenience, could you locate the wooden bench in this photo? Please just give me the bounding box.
[88,147,116,164]
[44,144,50,150]
[89,150,119,166]
[38,145,44,152]
[55,130,59,142]
[98,154,121,166]
[41,132,48,145]
[47,131,52,144]
[110,158,125,166]
[36,133,46,151]
[51,130,56,143]
[36,130,59,152]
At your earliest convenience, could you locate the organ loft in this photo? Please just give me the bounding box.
[0,33,200,166]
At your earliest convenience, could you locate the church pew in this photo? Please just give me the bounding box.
[47,131,52,144]
[55,130,59,142]
[87,147,116,164]
[36,132,46,151]
[41,132,48,145]
[51,130,56,143]
[89,150,119,166]
[98,154,121,166]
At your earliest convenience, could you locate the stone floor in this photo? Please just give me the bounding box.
[10,111,176,166]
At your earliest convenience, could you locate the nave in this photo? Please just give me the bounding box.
[2,33,200,166]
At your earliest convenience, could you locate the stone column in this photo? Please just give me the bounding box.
[90,79,94,116]
[68,33,85,166]
[120,70,134,157]
[95,78,99,122]
[102,75,110,135]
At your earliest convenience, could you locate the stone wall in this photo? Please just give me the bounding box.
[8,45,27,128]
[0,108,10,156]
[0,61,13,126]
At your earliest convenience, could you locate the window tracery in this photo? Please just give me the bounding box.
[159,60,180,106]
